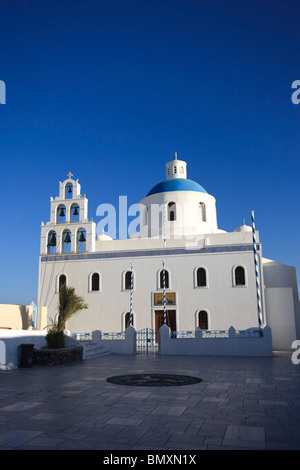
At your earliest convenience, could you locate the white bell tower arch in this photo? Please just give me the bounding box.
[40,172,96,255]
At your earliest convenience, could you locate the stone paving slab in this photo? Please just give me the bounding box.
[0,353,300,451]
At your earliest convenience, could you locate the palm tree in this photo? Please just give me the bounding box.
[57,285,88,332]
[46,285,88,348]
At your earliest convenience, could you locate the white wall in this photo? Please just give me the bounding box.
[264,287,296,351]
[38,239,262,336]
[158,324,272,356]
[263,257,300,349]
[139,190,220,237]
[0,304,48,331]
[0,330,48,370]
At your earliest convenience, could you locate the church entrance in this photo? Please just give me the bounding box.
[136,328,158,354]
[155,310,176,340]
[135,310,177,354]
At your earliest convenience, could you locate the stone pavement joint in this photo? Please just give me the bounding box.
[0,353,300,450]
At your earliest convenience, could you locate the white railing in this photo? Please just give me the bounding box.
[159,324,272,356]
[72,333,92,341]
[235,328,261,338]
[202,329,229,338]
[171,331,195,339]
[101,332,125,341]
[171,328,261,339]
[70,325,272,357]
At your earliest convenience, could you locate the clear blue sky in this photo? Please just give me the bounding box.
[0,0,299,305]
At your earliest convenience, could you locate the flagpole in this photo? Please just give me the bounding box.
[163,260,166,325]
[251,210,264,330]
[163,203,167,325]
[130,263,133,326]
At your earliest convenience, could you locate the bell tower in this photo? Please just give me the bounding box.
[40,172,96,255]
[165,152,187,180]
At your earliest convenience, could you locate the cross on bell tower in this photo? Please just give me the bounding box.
[40,173,96,256]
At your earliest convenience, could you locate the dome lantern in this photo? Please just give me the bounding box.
[166,152,187,180]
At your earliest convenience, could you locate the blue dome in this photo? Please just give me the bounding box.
[146,178,207,197]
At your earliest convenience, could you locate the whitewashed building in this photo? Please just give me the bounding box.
[37,157,300,351]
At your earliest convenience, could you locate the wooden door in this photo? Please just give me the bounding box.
[155,310,176,336]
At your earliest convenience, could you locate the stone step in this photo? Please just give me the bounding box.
[82,341,111,359]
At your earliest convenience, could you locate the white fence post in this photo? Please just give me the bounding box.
[92,330,101,344]
[125,326,136,354]
[158,324,171,354]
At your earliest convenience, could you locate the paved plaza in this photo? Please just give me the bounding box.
[0,352,300,451]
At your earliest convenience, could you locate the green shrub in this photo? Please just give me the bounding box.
[46,329,65,349]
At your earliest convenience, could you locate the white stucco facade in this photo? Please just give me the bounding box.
[37,157,300,351]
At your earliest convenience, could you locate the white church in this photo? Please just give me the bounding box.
[37,155,300,351]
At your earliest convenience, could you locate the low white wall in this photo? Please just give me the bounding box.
[93,326,136,355]
[158,325,273,356]
[92,325,272,356]
[0,329,48,370]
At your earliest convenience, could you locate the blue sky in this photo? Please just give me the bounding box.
[0,0,299,305]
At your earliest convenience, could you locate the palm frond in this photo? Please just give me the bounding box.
[57,285,88,331]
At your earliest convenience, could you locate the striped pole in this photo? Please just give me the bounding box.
[163,260,166,325]
[130,263,133,326]
[163,203,167,325]
[163,202,167,247]
[251,211,263,330]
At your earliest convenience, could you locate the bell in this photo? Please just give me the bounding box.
[64,232,71,243]
[59,208,65,217]
[79,232,86,243]
[73,206,79,216]
[68,185,72,193]
[48,234,56,246]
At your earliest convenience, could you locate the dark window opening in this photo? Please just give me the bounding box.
[125,271,133,290]
[91,273,100,291]
[125,312,133,328]
[197,268,207,287]
[168,202,176,221]
[235,266,245,286]
[160,269,169,289]
[59,275,66,290]
[198,310,208,330]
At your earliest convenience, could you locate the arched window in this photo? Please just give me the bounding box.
[62,230,71,253]
[168,202,176,221]
[57,205,66,224]
[91,273,100,291]
[47,231,56,254]
[125,312,134,328]
[196,267,207,287]
[198,310,208,330]
[65,182,73,199]
[125,271,133,290]
[59,274,66,290]
[77,229,86,253]
[198,202,206,222]
[235,266,245,286]
[160,269,169,289]
[71,204,80,223]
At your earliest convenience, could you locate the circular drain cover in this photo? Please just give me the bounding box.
[106,373,202,387]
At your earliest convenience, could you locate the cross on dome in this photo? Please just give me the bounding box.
[67,172,73,179]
